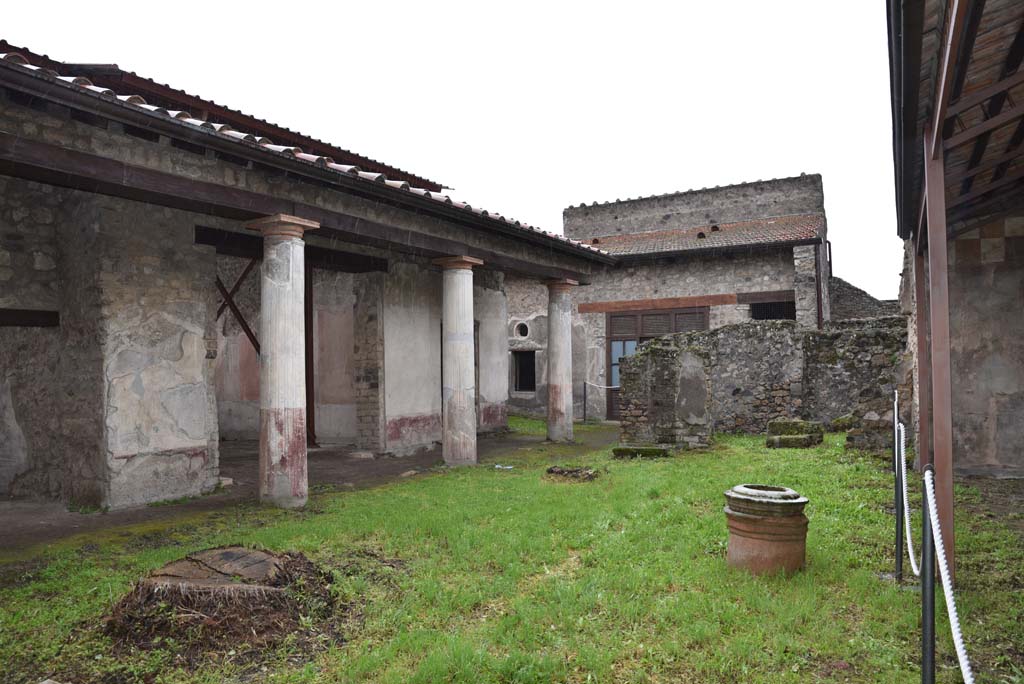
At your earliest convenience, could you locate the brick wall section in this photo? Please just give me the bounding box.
[354,272,386,452]
[618,318,910,451]
[563,174,824,239]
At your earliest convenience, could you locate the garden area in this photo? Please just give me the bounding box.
[1,419,1022,683]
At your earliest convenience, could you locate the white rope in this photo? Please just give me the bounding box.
[923,468,976,684]
[898,422,921,577]
[584,381,620,390]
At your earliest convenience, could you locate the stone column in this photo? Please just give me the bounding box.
[246,214,320,508]
[546,278,578,441]
[433,256,483,465]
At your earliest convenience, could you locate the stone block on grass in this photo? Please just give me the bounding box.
[612,445,672,459]
[767,419,824,436]
[765,433,823,449]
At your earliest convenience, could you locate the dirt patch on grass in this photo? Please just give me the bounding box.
[104,547,337,668]
[545,465,600,482]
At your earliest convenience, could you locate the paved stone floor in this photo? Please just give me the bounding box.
[0,424,618,554]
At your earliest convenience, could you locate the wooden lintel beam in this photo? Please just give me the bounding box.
[0,132,591,283]
[931,0,971,160]
[944,100,1024,150]
[947,69,1024,118]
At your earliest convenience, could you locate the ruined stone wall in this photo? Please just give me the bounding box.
[619,340,711,447]
[563,174,824,239]
[830,276,900,320]
[618,318,908,451]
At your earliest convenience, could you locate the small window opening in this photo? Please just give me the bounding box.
[592,237,601,244]
[697,231,706,239]
[711,224,720,232]
[515,322,529,337]
[750,301,797,321]
[512,350,536,392]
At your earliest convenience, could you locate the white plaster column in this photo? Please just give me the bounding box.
[433,256,483,465]
[246,214,320,508]
[546,278,578,442]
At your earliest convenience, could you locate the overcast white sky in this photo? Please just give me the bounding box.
[6,1,902,298]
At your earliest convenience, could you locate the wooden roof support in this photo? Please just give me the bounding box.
[946,68,1024,118]
[923,124,956,576]
[944,99,1024,150]
[944,146,1024,185]
[930,0,972,161]
[948,164,1024,208]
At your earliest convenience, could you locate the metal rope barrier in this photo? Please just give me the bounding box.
[923,466,976,684]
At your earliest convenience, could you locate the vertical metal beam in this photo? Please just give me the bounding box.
[930,0,969,161]
[914,250,932,470]
[304,256,318,448]
[923,125,955,573]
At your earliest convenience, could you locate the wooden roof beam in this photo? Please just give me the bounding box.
[944,99,1024,150]
[946,68,1024,118]
[945,147,1024,184]
[948,164,1024,208]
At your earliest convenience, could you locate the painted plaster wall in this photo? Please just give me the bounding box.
[947,214,1024,477]
[475,277,510,432]
[383,261,443,452]
[215,262,358,444]
[1,177,222,507]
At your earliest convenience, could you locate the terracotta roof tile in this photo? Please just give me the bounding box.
[0,48,609,259]
[585,213,823,256]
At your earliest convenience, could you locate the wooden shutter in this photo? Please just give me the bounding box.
[609,314,638,337]
[675,308,709,332]
[641,313,672,337]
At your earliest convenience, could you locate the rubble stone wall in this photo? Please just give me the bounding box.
[563,174,825,239]
[619,318,909,451]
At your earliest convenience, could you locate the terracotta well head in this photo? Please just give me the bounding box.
[724,483,808,517]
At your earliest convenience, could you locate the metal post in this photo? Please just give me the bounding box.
[922,465,936,684]
[583,382,588,423]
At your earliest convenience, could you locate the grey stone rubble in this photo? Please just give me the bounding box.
[618,317,910,451]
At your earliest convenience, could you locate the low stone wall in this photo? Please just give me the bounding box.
[619,317,909,451]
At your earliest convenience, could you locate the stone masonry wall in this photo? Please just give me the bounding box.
[564,174,824,239]
[830,276,900,320]
[618,318,909,451]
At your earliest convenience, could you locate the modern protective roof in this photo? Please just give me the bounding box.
[0,43,609,260]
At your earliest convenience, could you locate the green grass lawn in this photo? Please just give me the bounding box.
[2,423,1022,683]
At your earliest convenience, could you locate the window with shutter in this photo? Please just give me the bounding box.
[609,314,638,337]
[641,313,671,337]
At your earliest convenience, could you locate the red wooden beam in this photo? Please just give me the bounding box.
[923,124,956,573]
[216,257,258,320]
[215,275,260,355]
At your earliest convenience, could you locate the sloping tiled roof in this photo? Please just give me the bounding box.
[585,213,824,256]
[0,46,609,260]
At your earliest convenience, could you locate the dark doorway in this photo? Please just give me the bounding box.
[512,351,537,392]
